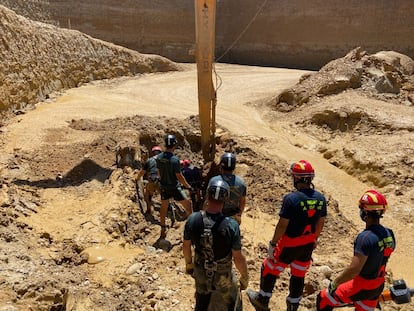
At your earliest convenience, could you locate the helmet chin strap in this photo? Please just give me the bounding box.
[360,209,368,221]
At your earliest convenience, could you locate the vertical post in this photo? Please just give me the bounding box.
[195,0,216,162]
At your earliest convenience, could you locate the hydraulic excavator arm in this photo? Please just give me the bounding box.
[194,0,217,162]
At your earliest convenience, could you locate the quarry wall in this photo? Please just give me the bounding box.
[1,0,414,69]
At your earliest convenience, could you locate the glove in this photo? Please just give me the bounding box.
[268,241,276,260]
[185,262,194,275]
[328,280,338,295]
[239,275,249,290]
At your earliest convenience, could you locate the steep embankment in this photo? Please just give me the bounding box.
[1,0,414,68]
[0,5,180,111]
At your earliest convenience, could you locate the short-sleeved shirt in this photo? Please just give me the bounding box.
[143,156,159,181]
[182,166,202,188]
[184,211,241,261]
[354,224,396,279]
[280,189,327,238]
[209,174,246,216]
[156,152,181,190]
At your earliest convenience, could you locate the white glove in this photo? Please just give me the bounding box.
[268,241,276,260]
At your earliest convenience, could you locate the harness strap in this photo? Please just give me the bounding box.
[199,211,227,290]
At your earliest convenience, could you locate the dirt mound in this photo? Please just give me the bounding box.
[1,112,357,310]
[271,47,414,111]
[0,5,181,112]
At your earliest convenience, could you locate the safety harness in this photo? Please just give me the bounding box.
[198,211,228,290]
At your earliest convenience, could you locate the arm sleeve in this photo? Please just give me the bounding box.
[171,157,182,174]
[279,194,293,219]
[230,220,242,251]
[184,214,195,241]
[354,231,375,256]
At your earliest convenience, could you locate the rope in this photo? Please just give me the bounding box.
[215,0,270,63]
[213,0,269,94]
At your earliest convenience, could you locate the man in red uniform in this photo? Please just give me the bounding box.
[247,160,327,311]
[316,189,396,311]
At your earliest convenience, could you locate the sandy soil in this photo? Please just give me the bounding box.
[1,63,413,310]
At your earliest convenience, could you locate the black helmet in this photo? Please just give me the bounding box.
[207,179,230,201]
[220,152,236,171]
[164,134,178,148]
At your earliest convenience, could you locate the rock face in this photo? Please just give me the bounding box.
[0,5,180,111]
[1,0,414,69]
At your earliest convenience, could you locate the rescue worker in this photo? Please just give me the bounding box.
[247,160,327,311]
[181,159,203,211]
[208,152,246,224]
[156,134,192,239]
[316,189,396,311]
[183,178,249,311]
[137,145,162,217]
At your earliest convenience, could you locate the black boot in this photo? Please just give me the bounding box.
[247,289,270,311]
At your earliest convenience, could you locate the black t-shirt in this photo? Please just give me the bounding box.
[280,189,327,238]
[184,211,241,260]
[156,152,181,189]
[355,224,396,279]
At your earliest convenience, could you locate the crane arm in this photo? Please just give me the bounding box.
[195,0,216,162]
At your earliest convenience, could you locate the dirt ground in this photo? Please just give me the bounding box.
[1,61,414,311]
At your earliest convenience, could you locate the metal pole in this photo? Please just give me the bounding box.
[195,0,216,162]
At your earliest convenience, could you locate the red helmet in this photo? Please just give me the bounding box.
[359,190,388,212]
[183,159,191,166]
[290,160,315,178]
[151,145,162,153]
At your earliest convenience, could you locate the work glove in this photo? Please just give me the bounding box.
[185,262,194,275]
[328,280,338,295]
[239,275,249,290]
[268,241,276,260]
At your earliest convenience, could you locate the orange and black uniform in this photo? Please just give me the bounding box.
[260,189,327,304]
[317,225,395,311]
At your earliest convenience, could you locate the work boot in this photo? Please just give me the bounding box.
[247,289,270,311]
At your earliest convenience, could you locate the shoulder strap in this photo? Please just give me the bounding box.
[199,211,225,263]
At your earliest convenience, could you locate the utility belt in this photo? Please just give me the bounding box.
[194,253,232,274]
[147,175,160,183]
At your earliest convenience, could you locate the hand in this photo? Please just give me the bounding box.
[328,280,337,295]
[185,262,194,275]
[314,237,320,249]
[239,275,249,290]
[268,241,276,260]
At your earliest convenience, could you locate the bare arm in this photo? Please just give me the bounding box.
[315,216,326,239]
[232,249,248,279]
[271,217,289,245]
[137,169,145,180]
[334,253,367,286]
[183,239,193,264]
[239,195,246,214]
[177,172,191,189]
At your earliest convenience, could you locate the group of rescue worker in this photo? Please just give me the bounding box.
[137,134,396,311]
